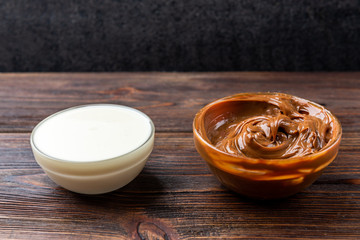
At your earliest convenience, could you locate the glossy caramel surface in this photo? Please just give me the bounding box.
[209,93,338,159]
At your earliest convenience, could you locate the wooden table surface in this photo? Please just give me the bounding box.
[0,72,359,239]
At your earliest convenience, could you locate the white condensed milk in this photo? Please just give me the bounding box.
[31,104,155,194]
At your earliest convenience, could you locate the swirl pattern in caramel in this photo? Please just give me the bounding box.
[211,94,336,159]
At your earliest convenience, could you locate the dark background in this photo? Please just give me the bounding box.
[0,0,359,72]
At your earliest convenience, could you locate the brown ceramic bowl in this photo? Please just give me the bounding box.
[193,93,342,199]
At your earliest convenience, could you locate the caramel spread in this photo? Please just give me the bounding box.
[194,93,342,198]
[207,93,337,159]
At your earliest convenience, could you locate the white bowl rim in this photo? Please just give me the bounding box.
[30,104,155,164]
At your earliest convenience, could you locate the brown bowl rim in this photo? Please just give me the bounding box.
[193,92,342,165]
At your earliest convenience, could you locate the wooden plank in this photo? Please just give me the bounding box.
[1,73,360,239]
[0,72,359,133]
[0,132,359,239]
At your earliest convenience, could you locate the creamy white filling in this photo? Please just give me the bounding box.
[33,105,152,162]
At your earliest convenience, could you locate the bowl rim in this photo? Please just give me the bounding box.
[193,92,342,164]
[30,103,155,164]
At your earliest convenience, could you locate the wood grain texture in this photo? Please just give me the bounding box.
[0,72,359,133]
[0,73,359,239]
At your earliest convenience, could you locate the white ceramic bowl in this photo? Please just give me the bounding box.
[30,104,155,194]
